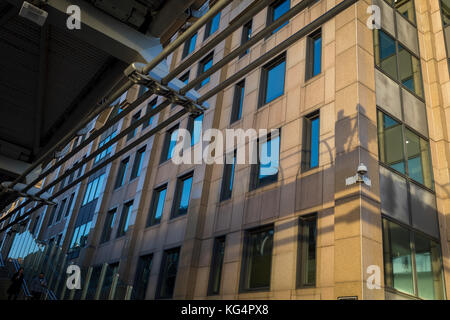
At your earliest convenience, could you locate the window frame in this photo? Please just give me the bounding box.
[160,124,179,164]
[207,235,226,296]
[297,214,317,288]
[156,247,181,299]
[267,0,291,36]
[116,201,133,238]
[250,131,280,191]
[130,146,146,181]
[302,110,320,171]
[147,184,168,227]
[171,171,194,219]
[196,52,214,89]
[305,29,322,81]
[115,157,129,189]
[100,208,117,244]
[220,150,236,201]
[182,33,198,59]
[230,80,245,124]
[240,20,252,58]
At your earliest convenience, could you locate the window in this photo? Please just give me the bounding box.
[374,29,423,98]
[230,80,245,124]
[116,201,133,238]
[306,29,322,80]
[133,254,153,300]
[268,0,290,34]
[95,131,116,162]
[240,226,274,291]
[160,125,179,163]
[382,218,445,299]
[130,146,146,180]
[180,72,190,85]
[115,158,129,189]
[208,236,226,295]
[100,208,116,244]
[55,198,67,223]
[182,33,197,59]
[156,247,180,299]
[147,185,167,226]
[377,112,405,174]
[302,112,320,170]
[377,110,433,189]
[204,11,221,40]
[393,0,416,24]
[47,205,57,227]
[143,98,157,129]
[65,193,75,218]
[197,52,214,89]
[220,151,236,201]
[100,262,120,300]
[171,172,193,219]
[297,215,317,287]
[69,220,92,253]
[187,114,203,146]
[240,20,252,57]
[259,53,286,106]
[441,0,450,26]
[250,133,280,190]
[127,111,141,141]
[398,45,423,98]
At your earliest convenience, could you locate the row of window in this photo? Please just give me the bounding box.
[95,131,116,163]
[131,215,317,299]
[47,192,75,227]
[82,174,105,206]
[100,200,134,243]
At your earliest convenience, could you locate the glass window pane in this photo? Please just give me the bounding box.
[312,36,322,77]
[398,45,423,97]
[243,227,274,290]
[265,59,286,104]
[395,0,415,24]
[208,237,226,295]
[414,234,445,300]
[168,129,179,160]
[310,117,320,168]
[157,248,180,299]
[382,219,414,295]
[377,111,406,173]
[133,255,153,300]
[405,129,433,188]
[375,30,398,80]
[298,216,317,287]
[192,114,203,146]
[259,135,280,182]
[179,176,193,215]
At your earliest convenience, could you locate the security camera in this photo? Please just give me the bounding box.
[357,163,368,176]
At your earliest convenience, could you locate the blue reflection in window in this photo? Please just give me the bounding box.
[259,135,280,179]
[310,117,320,168]
[192,114,203,146]
[272,0,290,34]
[379,30,396,60]
[312,37,322,77]
[154,188,167,221]
[408,156,423,184]
[265,59,286,104]
[201,57,213,87]
[179,176,193,214]
[187,33,197,56]
[168,129,179,160]
[209,12,221,36]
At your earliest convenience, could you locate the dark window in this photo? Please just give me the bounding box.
[156,247,180,299]
[208,236,226,295]
[230,80,245,123]
[197,52,214,89]
[240,20,252,57]
[133,254,153,300]
[259,53,286,106]
[143,98,158,129]
[47,205,57,227]
[160,125,179,163]
[65,193,75,217]
[147,185,167,226]
[171,172,193,219]
[240,226,274,291]
[31,215,40,235]
[382,218,445,299]
[100,262,120,300]
[130,146,146,180]
[306,29,322,80]
[116,201,133,238]
[115,158,129,189]
[86,265,102,300]
[100,208,116,244]
[127,111,141,141]
[204,11,221,40]
[182,33,197,59]
[55,198,67,223]
[220,151,236,201]
[302,112,320,170]
[268,0,290,34]
[250,133,280,190]
[297,215,317,287]
[179,71,190,86]
[187,114,203,146]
